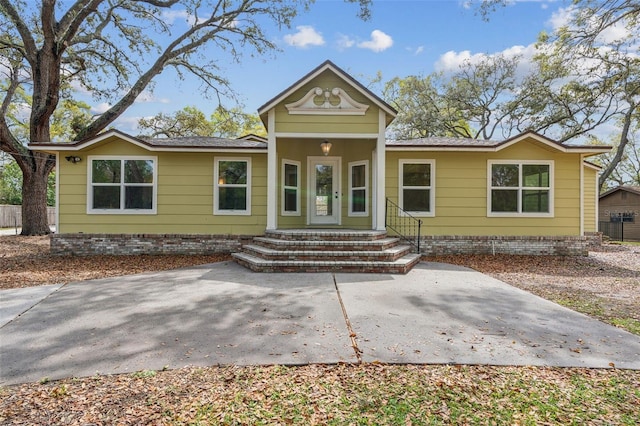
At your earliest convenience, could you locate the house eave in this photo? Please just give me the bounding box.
[28,129,267,154]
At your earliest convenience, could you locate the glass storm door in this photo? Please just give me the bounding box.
[309,158,340,225]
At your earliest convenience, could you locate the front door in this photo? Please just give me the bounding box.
[309,157,340,225]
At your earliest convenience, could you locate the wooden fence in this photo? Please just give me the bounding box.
[0,205,56,228]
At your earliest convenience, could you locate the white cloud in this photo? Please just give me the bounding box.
[336,34,355,50]
[91,102,111,114]
[113,115,145,134]
[134,90,170,104]
[283,26,325,49]
[549,7,570,29]
[434,44,540,83]
[597,21,633,45]
[161,9,207,26]
[435,50,486,71]
[357,30,393,52]
[414,46,425,56]
[162,10,190,24]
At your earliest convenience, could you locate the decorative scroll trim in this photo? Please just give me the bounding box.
[285,87,370,115]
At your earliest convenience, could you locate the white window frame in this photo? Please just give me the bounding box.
[398,159,435,217]
[87,155,157,215]
[281,159,301,216]
[487,160,554,218]
[348,160,369,217]
[214,157,251,216]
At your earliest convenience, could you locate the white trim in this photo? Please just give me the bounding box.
[580,154,584,235]
[214,157,252,216]
[285,87,369,115]
[348,160,369,217]
[497,132,611,154]
[258,62,397,118]
[30,130,267,153]
[266,110,277,230]
[275,132,379,139]
[487,160,554,218]
[595,168,600,228]
[583,161,602,171]
[398,159,436,218]
[281,159,301,216]
[55,152,60,232]
[307,156,341,225]
[375,109,386,230]
[87,155,158,215]
[372,150,377,229]
[385,146,611,154]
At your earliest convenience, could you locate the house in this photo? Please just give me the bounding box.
[30,61,610,271]
[599,186,640,241]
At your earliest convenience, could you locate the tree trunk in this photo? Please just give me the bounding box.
[20,161,52,236]
[598,103,636,191]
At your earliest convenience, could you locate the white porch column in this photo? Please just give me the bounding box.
[266,109,277,230]
[375,109,386,231]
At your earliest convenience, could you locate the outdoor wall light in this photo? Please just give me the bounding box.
[320,140,332,156]
[65,155,82,163]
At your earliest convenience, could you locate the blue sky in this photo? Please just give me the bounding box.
[106,0,572,133]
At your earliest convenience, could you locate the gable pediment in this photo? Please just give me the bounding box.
[258,60,396,128]
[285,86,370,115]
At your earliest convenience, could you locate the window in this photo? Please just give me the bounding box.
[610,212,635,223]
[488,160,553,217]
[282,159,300,215]
[215,158,251,215]
[349,160,368,216]
[399,159,435,217]
[88,157,156,214]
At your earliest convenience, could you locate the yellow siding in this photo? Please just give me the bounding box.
[274,70,380,135]
[276,138,375,229]
[58,139,267,234]
[386,138,583,236]
[583,165,598,233]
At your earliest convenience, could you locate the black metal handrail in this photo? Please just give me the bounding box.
[385,198,423,252]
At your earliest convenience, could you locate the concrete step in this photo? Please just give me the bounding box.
[265,229,388,241]
[243,243,412,261]
[232,252,422,274]
[253,236,402,251]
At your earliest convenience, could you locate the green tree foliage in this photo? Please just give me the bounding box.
[0,0,371,235]
[0,159,22,205]
[138,105,266,139]
[476,0,640,191]
[0,159,55,206]
[544,1,640,190]
[384,74,468,139]
[384,54,524,141]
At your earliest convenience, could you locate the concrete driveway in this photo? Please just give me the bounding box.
[1,261,639,385]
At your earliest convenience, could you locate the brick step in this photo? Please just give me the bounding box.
[253,236,401,251]
[242,243,412,261]
[265,229,388,241]
[232,252,422,274]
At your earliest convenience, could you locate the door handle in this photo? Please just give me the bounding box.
[335,191,338,199]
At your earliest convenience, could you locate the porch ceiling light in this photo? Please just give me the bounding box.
[320,140,332,156]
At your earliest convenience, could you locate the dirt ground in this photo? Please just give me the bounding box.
[0,235,230,289]
[1,236,639,424]
[1,235,638,334]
